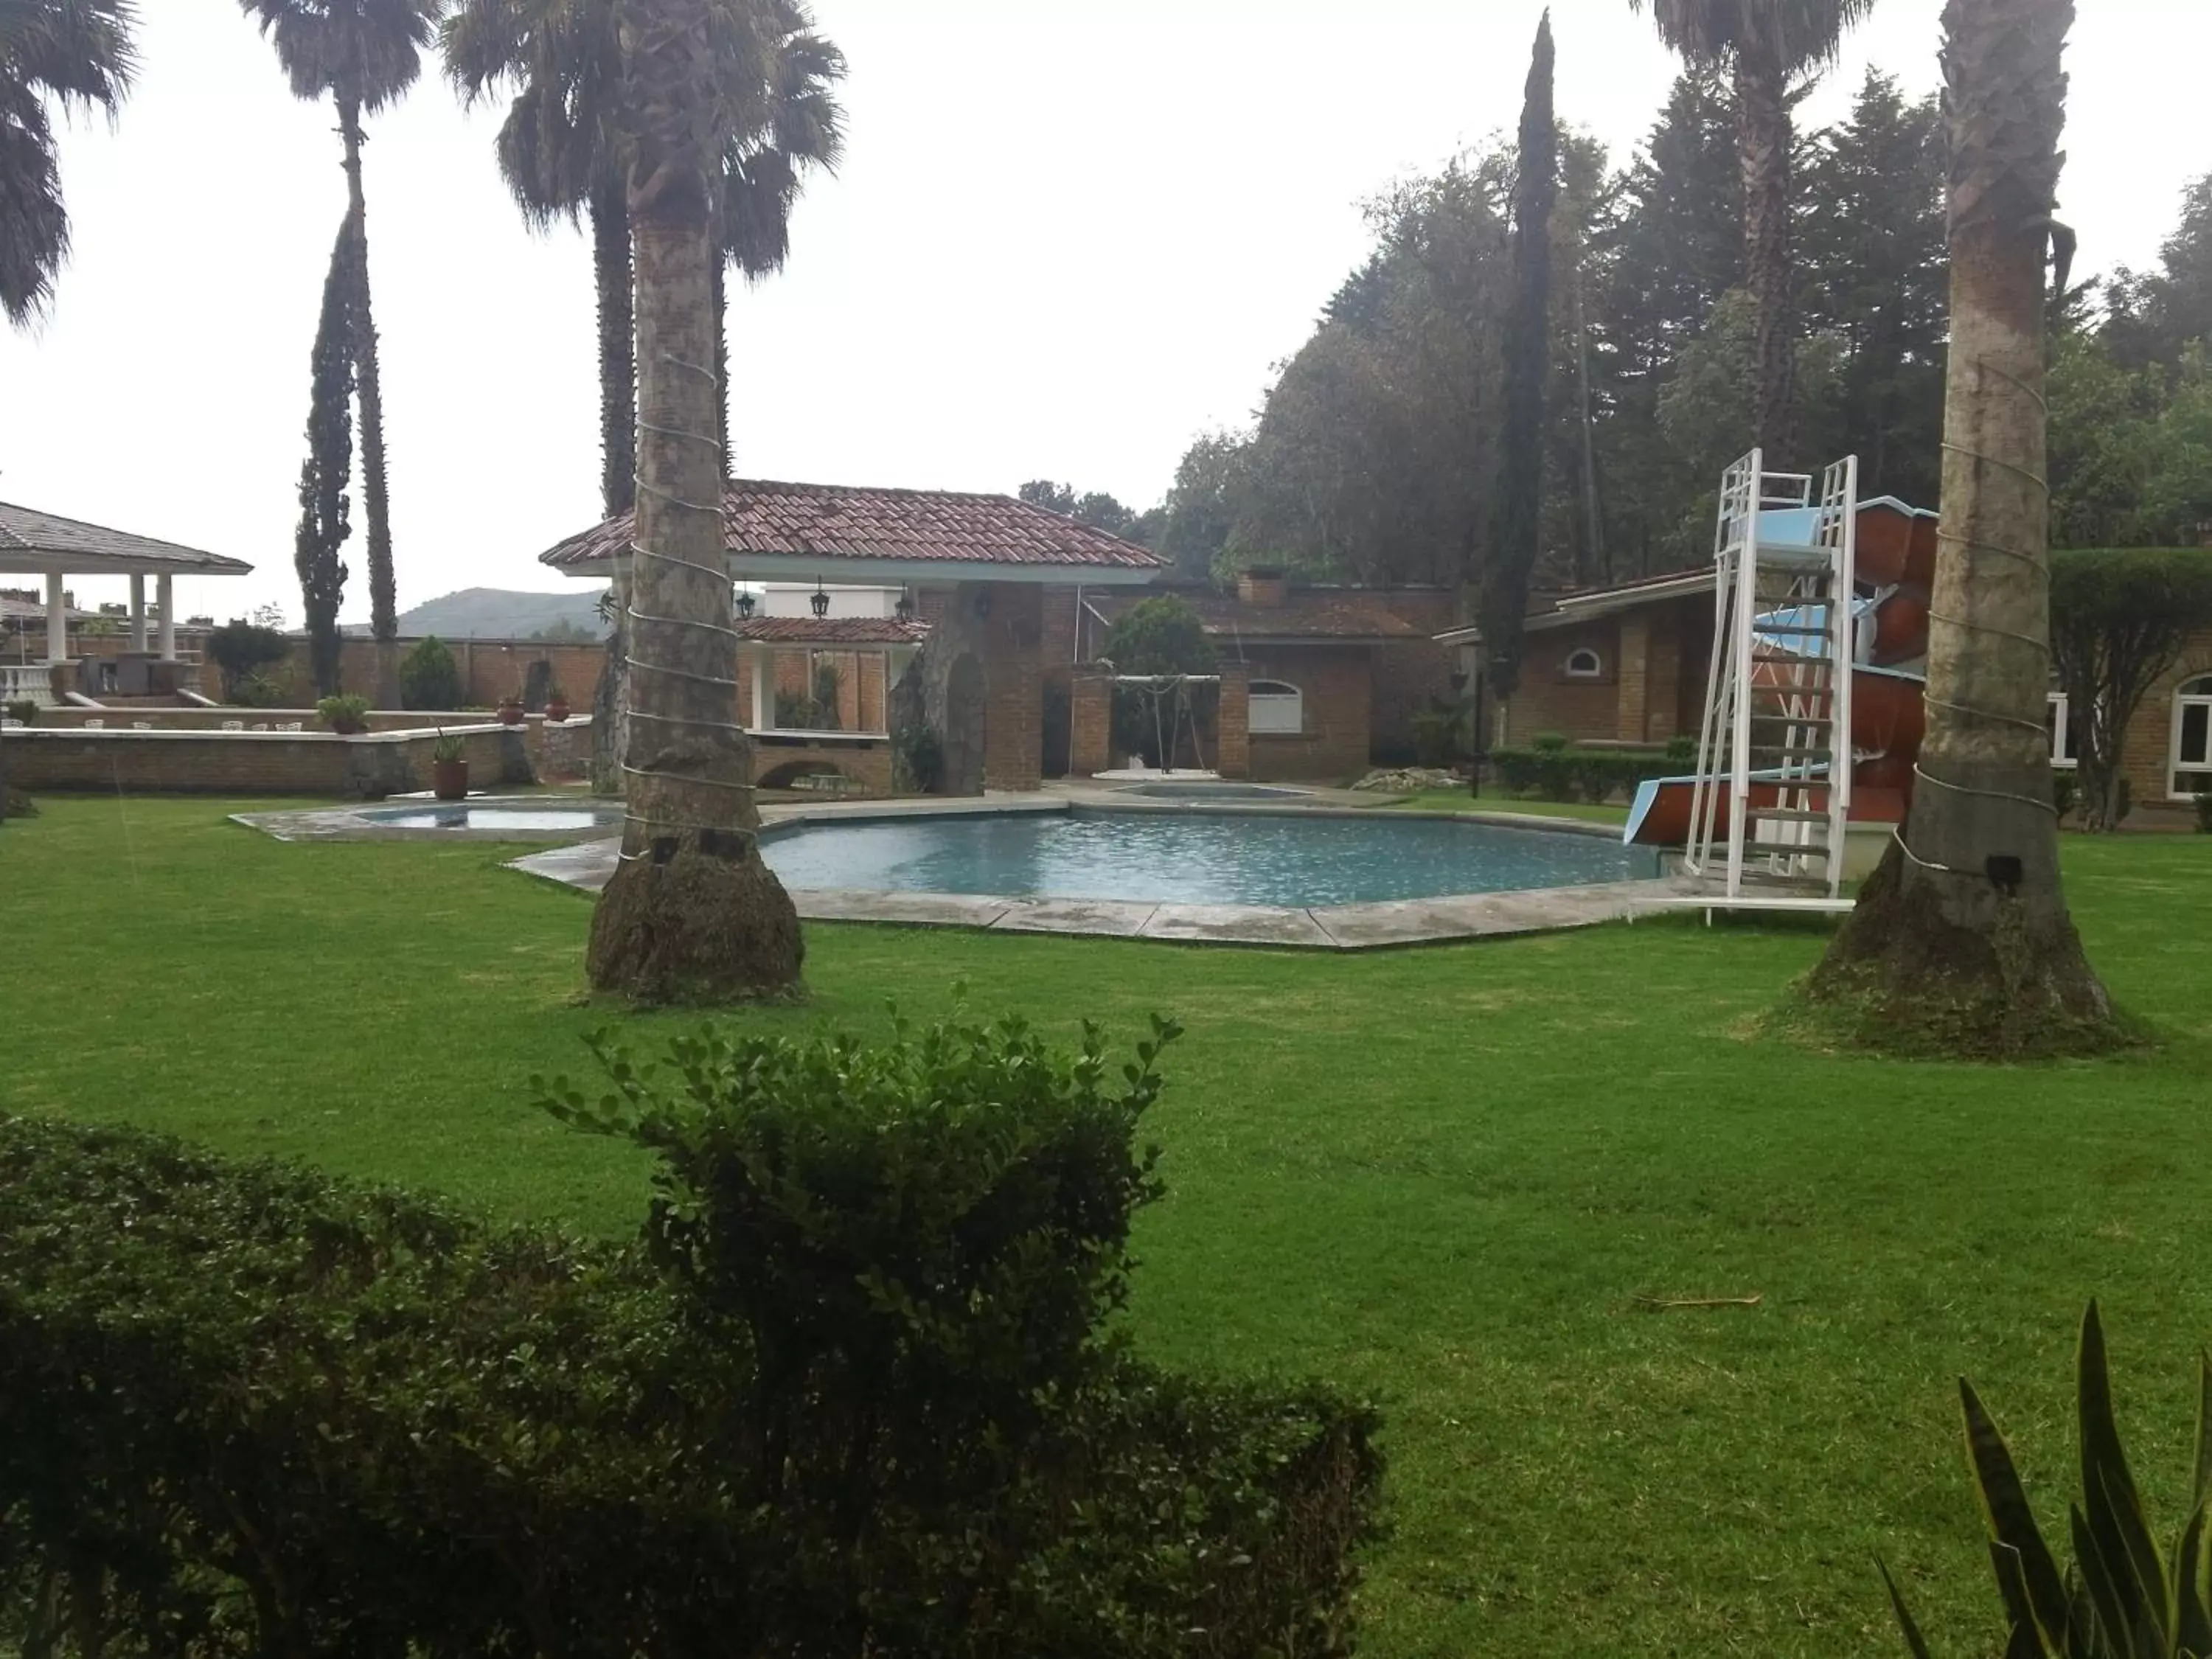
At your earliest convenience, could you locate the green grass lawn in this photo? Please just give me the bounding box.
[1378,787,1632,826]
[6,794,2211,1657]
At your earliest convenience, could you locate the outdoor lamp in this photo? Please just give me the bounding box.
[735,589,756,620]
[894,591,915,622]
[810,584,830,619]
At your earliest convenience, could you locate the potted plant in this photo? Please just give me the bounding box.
[316,693,371,735]
[498,692,526,726]
[544,682,571,723]
[431,730,470,800]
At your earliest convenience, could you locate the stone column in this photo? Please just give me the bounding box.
[156,574,176,661]
[45,571,67,664]
[128,575,148,650]
[1070,667,1112,776]
[981,584,1043,793]
[1217,662,1251,779]
[1615,614,1649,742]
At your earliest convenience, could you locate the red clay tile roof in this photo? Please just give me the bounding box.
[542,480,1164,573]
[1089,588,1425,641]
[734,616,929,645]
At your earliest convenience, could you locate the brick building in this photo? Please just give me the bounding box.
[540,478,1164,793]
[1444,568,2212,820]
[1075,571,1460,779]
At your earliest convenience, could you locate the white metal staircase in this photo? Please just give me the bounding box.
[1680,451,1858,912]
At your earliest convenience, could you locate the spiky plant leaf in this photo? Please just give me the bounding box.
[1966,1375,2076,1645]
[2192,1354,2212,1512]
[2174,1502,2212,1659]
[1992,1542,2044,1646]
[2071,1501,2156,1659]
[2080,1304,2170,1646]
[1879,1557,1938,1659]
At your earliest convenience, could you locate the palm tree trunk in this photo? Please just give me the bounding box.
[588,173,635,794]
[339,97,399,705]
[1807,0,2113,1055]
[1733,40,1796,466]
[585,16,800,1001]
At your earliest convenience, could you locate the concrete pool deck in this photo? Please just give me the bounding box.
[501,790,1695,950]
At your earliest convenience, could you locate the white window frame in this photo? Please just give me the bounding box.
[2047,689,2079,769]
[2171,674,2212,800]
[1562,647,1604,680]
[1247,679,1303,735]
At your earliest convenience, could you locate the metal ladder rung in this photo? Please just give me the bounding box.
[1745,807,1833,823]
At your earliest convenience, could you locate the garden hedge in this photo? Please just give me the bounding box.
[0,1013,1382,1659]
[1487,744,1689,802]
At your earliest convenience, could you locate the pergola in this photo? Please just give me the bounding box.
[1,502,253,703]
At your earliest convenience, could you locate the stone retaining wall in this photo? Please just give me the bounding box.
[0,724,534,798]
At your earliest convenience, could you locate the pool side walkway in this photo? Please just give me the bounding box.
[505,792,1695,950]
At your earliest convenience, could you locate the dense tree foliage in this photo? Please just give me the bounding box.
[0,0,136,325]
[1138,75,2208,601]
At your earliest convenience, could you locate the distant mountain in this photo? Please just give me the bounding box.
[383,588,611,640]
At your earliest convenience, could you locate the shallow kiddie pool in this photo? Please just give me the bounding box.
[757,807,1658,909]
[358,804,620,833]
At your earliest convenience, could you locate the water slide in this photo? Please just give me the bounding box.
[1622,495,1935,848]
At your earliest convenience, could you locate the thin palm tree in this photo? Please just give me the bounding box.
[444,0,841,790]
[0,0,136,325]
[1630,0,1872,464]
[1808,0,2114,1054]
[242,0,442,664]
[583,0,802,1001]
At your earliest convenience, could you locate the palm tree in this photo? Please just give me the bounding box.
[1807,0,2115,1055]
[444,0,841,790]
[241,0,442,669]
[0,0,137,325]
[582,0,801,1001]
[1630,0,1872,465]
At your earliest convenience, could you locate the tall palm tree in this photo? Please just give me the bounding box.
[582,0,801,1001]
[444,0,841,789]
[1809,0,2114,1054]
[242,0,442,666]
[0,0,136,325]
[1630,0,1872,465]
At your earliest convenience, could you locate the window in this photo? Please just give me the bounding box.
[2047,690,2081,768]
[1248,679,1303,734]
[2173,674,2212,799]
[1563,647,1603,679]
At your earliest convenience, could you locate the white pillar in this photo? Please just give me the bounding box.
[750,646,771,733]
[44,571,67,664]
[156,574,176,661]
[128,574,148,650]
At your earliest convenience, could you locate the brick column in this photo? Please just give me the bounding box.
[1642,611,1681,742]
[982,584,1043,792]
[1615,615,1649,742]
[1070,667,1112,777]
[1217,661,1251,779]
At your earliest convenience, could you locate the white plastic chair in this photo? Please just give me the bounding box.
[221,720,244,731]
[279,720,302,733]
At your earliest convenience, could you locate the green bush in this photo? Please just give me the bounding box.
[1489,744,1683,803]
[399,634,464,710]
[316,692,370,733]
[1531,730,1570,754]
[228,672,288,708]
[205,619,288,689]
[3,699,35,725]
[1882,1302,2211,1659]
[1411,702,1470,768]
[1665,733,1697,763]
[0,1011,1382,1659]
[2053,768,2079,819]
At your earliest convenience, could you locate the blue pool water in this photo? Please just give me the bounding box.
[364,805,619,832]
[759,810,1658,908]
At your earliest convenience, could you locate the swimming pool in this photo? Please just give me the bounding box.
[360,804,621,832]
[759,809,1657,908]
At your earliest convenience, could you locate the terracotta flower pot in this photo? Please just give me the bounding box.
[433,759,470,801]
[545,696,571,723]
[498,700,526,726]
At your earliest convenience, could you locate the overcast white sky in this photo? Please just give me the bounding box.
[3,0,2207,625]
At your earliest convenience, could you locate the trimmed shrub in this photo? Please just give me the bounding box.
[0,1008,1382,1658]
[1489,744,1683,803]
[205,619,288,693]
[399,634,464,711]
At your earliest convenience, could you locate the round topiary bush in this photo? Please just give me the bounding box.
[400,636,465,711]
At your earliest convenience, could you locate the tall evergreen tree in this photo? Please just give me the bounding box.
[294,217,361,695]
[1479,11,1557,698]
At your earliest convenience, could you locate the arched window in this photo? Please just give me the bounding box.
[1563,647,1604,679]
[2172,673,2212,799]
[1247,679,1303,734]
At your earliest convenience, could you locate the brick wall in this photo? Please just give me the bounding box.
[1241,645,1371,779]
[1366,588,1460,757]
[1070,669,1112,776]
[228,636,608,711]
[984,585,1044,792]
[1217,663,1251,779]
[4,723,533,797]
[751,735,895,795]
[2118,638,2212,806]
[1500,619,1619,746]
